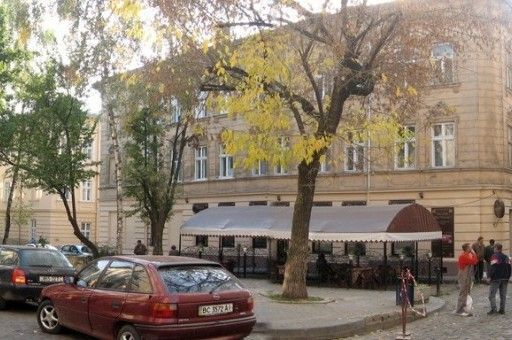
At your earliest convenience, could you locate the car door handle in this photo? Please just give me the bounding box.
[111,301,121,309]
[80,297,87,303]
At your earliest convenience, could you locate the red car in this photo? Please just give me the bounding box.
[37,255,256,340]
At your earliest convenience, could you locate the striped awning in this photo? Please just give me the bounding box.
[181,204,442,242]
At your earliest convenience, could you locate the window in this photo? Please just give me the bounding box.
[158,266,242,293]
[64,189,71,200]
[275,137,289,175]
[129,265,153,293]
[345,133,365,172]
[508,126,512,168]
[81,222,91,239]
[389,199,416,205]
[319,149,332,173]
[77,259,110,288]
[83,142,92,159]
[218,202,235,207]
[81,180,92,201]
[345,242,366,256]
[96,260,134,291]
[271,201,289,206]
[395,125,416,169]
[342,201,367,206]
[170,97,182,123]
[249,201,267,206]
[195,235,208,247]
[221,236,235,248]
[432,122,455,167]
[171,151,182,182]
[30,219,37,241]
[432,43,455,85]
[194,91,208,118]
[194,146,208,180]
[312,241,333,254]
[252,237,267,249]
[192,203,208,214]
[0,249,18,266]
[252,160,268,176]
[219,145,234,179]
[312,201,332,206]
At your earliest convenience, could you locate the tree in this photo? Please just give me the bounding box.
[11,68,100,256]
[199,0,499,298]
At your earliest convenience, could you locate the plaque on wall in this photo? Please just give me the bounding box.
[431,207,454,258]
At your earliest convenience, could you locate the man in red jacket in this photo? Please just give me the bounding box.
[456,243,478,316]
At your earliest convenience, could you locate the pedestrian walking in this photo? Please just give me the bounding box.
[133,240,148,255]
[471,236,485,283]
[456,243,478,316]
[487,243,511,315]
[483,239,495,281]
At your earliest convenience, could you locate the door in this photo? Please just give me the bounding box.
[58,259,110,334]
[89,260,133,339]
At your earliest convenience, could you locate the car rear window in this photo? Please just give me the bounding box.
[158,265,244,294]
[20,250,73,268]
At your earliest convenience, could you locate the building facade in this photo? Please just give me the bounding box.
[97,2,512,275]
[0,124,101,247]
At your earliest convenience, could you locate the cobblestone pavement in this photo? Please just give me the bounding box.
[346,283,512,340]
[0,304,92,340]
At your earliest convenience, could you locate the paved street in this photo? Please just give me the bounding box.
[0,283,509,340]
[346,283,512,340]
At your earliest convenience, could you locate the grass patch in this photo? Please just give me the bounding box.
[264,292,325,303]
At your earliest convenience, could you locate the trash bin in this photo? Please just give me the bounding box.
[395,281,414,306]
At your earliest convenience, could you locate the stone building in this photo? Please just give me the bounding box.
[97,1,512,275]
[0,124,101,247]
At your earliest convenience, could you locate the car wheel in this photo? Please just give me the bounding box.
[117,325,141,340]
[37,300,62,334]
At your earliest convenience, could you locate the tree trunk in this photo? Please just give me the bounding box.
[60,193,99,257]
[2,168,18,244]
[152,218,164,255]
[282,158,320,299]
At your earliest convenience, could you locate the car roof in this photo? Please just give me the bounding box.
[1,245,58,251]
[107,255,220,268]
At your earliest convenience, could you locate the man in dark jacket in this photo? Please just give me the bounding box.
[484,239,495,280]
[488,243,511,315]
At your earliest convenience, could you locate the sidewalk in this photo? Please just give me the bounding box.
[241,279,447,340]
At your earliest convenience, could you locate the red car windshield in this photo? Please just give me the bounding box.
[158,265,244,294]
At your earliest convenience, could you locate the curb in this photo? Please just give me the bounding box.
[252,296,446,339]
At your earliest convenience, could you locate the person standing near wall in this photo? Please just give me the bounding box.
[134,240,148,255]
[456,243,478,316]
[484,239,495,281]
[471,236,485,283]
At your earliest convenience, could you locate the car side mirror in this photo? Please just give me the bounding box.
[76,279,87,288]
[64,276,76,285]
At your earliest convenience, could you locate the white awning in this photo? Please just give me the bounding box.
[181,204,442,242]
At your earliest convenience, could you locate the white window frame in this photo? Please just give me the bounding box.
[82,142,93,160]
[432,42,455,85]
[431,122,455,168]
[81,180,92,201]
[319,149,332,173]
[194,146,208,180]
[274,136,289,175]
[395,125,416,170]
[170,97,181,123]
[252,160,268,176]
[80,222,91,239]
[194,91,208,119]
[219,145,234,179]
[344,134,365,172]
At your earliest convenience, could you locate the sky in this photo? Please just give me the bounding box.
[43,0,394,115]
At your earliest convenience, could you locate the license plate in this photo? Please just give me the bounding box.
[198,303,233,316]
[39,276,64,283]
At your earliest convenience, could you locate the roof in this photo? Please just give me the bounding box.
[114,255,220,267]
[181,204,442,242]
